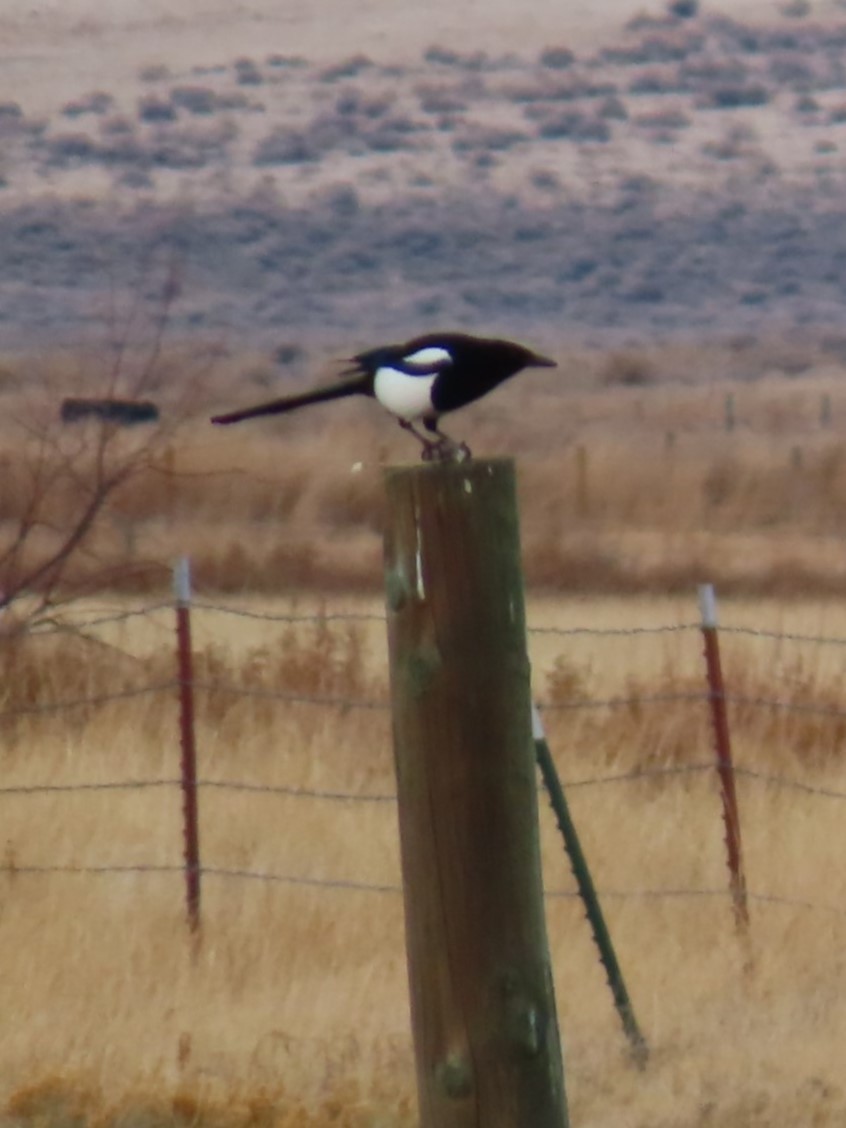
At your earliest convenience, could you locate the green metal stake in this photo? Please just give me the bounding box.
[533,705,648,1067]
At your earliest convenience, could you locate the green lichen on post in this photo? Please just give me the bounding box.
[435,1053,474,1100]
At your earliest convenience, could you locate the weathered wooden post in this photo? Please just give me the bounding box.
[384,459,568,1128]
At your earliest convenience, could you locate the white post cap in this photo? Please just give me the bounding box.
[698,583,717,629]
[531,702,546,742]
[173,557,192,605]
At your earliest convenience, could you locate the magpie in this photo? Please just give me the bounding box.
[210,332,556,461]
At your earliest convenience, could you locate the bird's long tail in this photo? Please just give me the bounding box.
[211,376,369,425]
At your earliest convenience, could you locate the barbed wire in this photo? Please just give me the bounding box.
[6,863,181,876]
[719,624,846,646]
[0,775,395,801]
[29,604,172,634]
[191,602,387,626]
[5,682,842,724]
[0,680,389,721]
[734,766,846,802]
[726,693,846,721]
[529,623,699,638]
[0,603,171,636]
[1,761,845,807]
[202,866,402,894]
[190,680,389,711]
[10,598,846,652]
[540,691,708,711]
[544,886,728,901]
[5,862,846,916]
[0,682,176,721]
[6,680,846,726]
[562,763,716,789]
[198,779,396,802]
[1,862,403,894]
[0,778,180,796]
[747,892,846,917]
[557,762,846,802]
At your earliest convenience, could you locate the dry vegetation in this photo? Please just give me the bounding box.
[3,594,846,1127]
[6,3,846,1123]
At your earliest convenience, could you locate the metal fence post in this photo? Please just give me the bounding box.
[533,705,647,1067]
[174,556,201,935]
[384,459,569,1128]
[698,583,749,932]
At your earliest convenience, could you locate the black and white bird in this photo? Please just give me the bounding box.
[210,332,556,461]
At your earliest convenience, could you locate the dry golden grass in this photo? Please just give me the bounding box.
[3,595,846,1125]
[4,339,846,1124]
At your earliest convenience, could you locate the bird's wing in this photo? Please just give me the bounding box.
[347,343,456,379]
[392,344,456,376]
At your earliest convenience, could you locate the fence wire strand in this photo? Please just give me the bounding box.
[0,779,180,796]
[8,596,846,650]
[7,594,846,930]
[539,690,708,711]
[192,602,387,626]
[198,779,396,802]
[190,680,389,711]
[3,761,846,807]
[0,604,172,643]
[6,863,846,917]
[0,682,176,721]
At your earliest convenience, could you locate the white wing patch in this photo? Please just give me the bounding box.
[374,365,437,421]
[402,346,452,368]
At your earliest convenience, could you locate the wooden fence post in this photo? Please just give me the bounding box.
[384,459,569,1128]
[698,583,748,933]
[174,556,201,936]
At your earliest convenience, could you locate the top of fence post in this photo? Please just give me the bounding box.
[173,557,192,608]
[698,583,717,629]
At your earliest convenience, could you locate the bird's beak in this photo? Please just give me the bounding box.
[530,352,557,368]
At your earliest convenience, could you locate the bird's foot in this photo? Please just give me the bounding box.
[420,437,472,464]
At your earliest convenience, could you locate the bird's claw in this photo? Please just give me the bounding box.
[420,438,472,464]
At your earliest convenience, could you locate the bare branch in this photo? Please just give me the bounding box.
[0,251,202,632]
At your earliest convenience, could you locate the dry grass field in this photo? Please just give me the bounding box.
[8,2,846,1125]
[3,587,846,1127]
[3,333,846,1126]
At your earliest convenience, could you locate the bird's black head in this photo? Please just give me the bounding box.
[485,337,557,374]
[431,333,556,381]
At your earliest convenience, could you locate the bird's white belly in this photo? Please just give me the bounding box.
[374,365,437,421]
